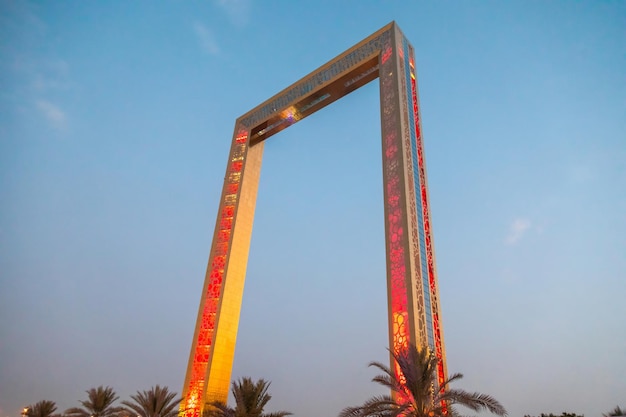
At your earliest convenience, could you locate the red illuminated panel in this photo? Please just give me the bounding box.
[227,183,239,195]
[384,129,410,406]
[182,131,248,417]
[381,46,392,64]
[409,72,445,389]
[230,161,243,172]
[380,39,410,362]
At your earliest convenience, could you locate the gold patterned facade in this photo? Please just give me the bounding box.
[181,22,446,415]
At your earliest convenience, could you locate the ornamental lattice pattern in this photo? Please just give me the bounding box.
[181,22,447,415]
[380,34,411,355]
[182,129,248,416]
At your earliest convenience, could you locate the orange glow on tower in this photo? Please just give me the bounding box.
[181,22,447,414]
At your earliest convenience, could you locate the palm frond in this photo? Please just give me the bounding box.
[346,344,507,417]
[27,400,58,417]
[122,385,182,417]
[436,373,463,393]
[367,361,393,377]
[66,386,122,417]
[206,377,289,417]
[262,412,292,417]
[440,389,506,416]
[203,401,234,417]
[370,374,404,395]
[342,395,405,417]
[64,408,89,417]
[604,407,626,417]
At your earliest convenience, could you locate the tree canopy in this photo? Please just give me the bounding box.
[121,385,181,417]
[65,386,123,417]
[340,344,507,417]
[204,377,292,417]
[26,400,60,417]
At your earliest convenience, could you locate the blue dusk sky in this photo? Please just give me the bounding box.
[1,1,625,417]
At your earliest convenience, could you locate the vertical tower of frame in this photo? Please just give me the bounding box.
[181,127,264,413]
[180,22,446,416]
[380,24,448,389]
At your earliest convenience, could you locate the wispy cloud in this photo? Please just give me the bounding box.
[215,0,251,26]
[4,2,72,131]
[5,2,58,87]
[505,218,531,245]
[36,99,66,129]
[193,22,220,55]
[31,59,70,91]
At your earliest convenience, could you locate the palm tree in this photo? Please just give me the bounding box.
[65,386,123,417]
[340,344,507,417]
[121,385,182,417]
[204,377,291,417]
[26,400,59,417]
[604,406,626,417]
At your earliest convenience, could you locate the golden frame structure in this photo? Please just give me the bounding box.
[181,22,447,415]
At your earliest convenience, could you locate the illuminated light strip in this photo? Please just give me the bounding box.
[400,38,432,351]
[410,72,446,393]
[298,93,330,113]
[344,65,379,87]
[255,105,305,138]
[183,131,249,417]
[256,119,289,137]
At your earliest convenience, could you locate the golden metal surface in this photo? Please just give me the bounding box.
[181,22,447,415]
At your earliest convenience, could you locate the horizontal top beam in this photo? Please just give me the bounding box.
[237,21,398,133]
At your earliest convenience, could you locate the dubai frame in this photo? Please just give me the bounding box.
[181,22,447,415]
